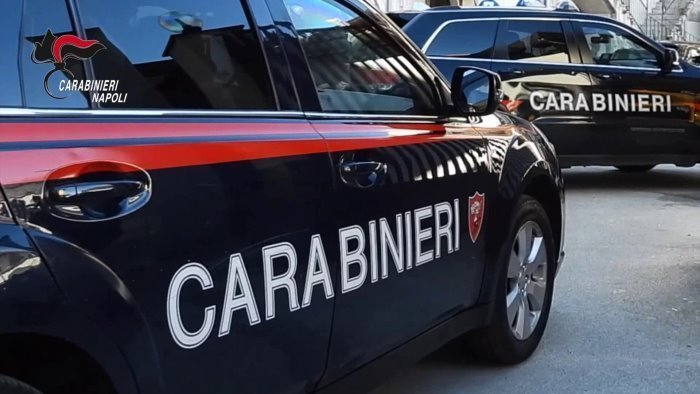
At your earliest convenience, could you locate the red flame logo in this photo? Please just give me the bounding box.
[30,30,106,99]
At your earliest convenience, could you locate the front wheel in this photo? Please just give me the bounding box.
[615,165,655,172]
[465,196,556,364]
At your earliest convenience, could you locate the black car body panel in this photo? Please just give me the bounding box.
[398,8,700,167]
[0,1,564,393]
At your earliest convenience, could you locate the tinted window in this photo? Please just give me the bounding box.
[22,0,89,108]
[285,0,437,115]
[1,1,22,107]
[76,0,275,109]
[579,23,659,68]
[427,20,498,59]
[499,20,570,63]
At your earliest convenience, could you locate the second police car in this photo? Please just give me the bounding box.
[0,0,564,393]
[391,7,700,171]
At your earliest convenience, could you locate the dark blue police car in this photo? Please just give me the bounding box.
[0,1,564,393]
[392,7,700,171]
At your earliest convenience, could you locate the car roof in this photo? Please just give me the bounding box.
[662,41,700,46]
[390,6,617,23]
[393,7,637,50]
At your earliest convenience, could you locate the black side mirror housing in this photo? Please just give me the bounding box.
[450,66,502,116]
[663,48,680,70]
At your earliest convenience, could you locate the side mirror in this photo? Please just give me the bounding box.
[450,66,502,116]
[663,48,680,70]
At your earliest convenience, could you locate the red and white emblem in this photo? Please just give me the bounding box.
[468,192,486,243]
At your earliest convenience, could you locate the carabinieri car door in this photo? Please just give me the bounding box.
[0,1,336,393]
[271,0,495,385]
[490,18,594,160]
[572,19,700,162]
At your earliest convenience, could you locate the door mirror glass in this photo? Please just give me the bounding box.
[663,48,680,70]
[450,67,501,116]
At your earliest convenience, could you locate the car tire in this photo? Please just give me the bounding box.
[0,375,43,394]
[615,165,655,172]
[465,196,556,364]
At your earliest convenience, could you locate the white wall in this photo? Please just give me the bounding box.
[368,0,429,11]
[689,3,700,40]
[688,21,700,40]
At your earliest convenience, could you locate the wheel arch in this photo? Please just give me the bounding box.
[0,333,117,394]
[522,174,563,259]
[18,229,166,394]
[478,165,563,305]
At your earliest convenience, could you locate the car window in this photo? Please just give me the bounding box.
[498,20,570,64]
[427,20,498,59]
[579,23,659,68]
[21,0,90,109]
[1,1,22,107]
[75,0,275,110]
[284,0,438,115]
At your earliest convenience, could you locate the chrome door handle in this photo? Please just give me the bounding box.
[50,180,145,203]
[44,161,152,222]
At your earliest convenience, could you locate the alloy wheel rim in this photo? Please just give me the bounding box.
[506,220,548,340]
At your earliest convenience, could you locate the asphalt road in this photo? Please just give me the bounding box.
[373,165,700,394]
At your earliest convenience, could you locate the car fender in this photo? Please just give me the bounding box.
[21,229,164,393]
[478,119,563,305]
[0,223,139,394]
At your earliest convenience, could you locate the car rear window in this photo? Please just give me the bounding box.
[426,20,498,59]
[75,0,276,110]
